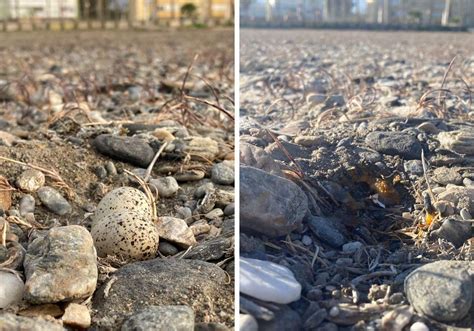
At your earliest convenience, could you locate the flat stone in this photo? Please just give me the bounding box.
[405,261,473,322]
[93,134,154,167]
[307,216,347,248]
[121,305,194,331]
[149,176,179,198]
[184,137,219,161]
[365,131,422,160]
[240,257,302,304]
[16,169,45,192]
[265,140,311,162]
[438,130,474,155]
[0,130,18,146]
[24,225,97,304]
[61,303,91,329]
[0,313,66,331]
[158,241,179,256]
[432,167,463,185]
[92,258,233,329]
[175,170,206,182]
[157,217,196,248]
[37,186,71,215]
[211,162,234,185]
[240,166,308,238]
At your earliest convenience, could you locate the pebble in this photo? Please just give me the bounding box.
[16,169,45,192]
[342,241,363,254]
[302,235,312,246]
[307,216,347,248]
[205,208,224,220]
[158,241,179,256]
[258,305,302,331]
[91,210,159,261]
[464,178,473,186]
[430,218,472,248]
[437,186,474,211]
[403,160,423,175]
[94,166,108,179]
[224,202,235,216]
[19,194,35,216]
[175,169,206,182]
[156,216,197,248]
[405,261,472,322]
[93,259,232,329]
[211,162,235,185]
[240,257,302,304]
[190,220,211,236]
[240,166,308,238]
[416,121,440,134]
[195,323,230,331]
[175,206,193,222]
[37,186,71,215]
[149,176,179,198]
[184,137,219,161]
[239,314,258,331]
[105,161,117,176]
[93,134,155,167]
[24,225,97,304]
[0,130,18,146]
[365,131,422,160]
[410,322,429,331]
[121,305,194,331]
[61,303,91,329]
[0,271,24,308]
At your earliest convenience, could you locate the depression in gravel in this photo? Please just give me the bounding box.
[0,5,235,330]
[239,1,474,330]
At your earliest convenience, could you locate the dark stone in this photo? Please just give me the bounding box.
[307,216,347,248]
[258,305,302,331]
[92,134,154,167]
[430,218,472,248]
[365,131,422,160]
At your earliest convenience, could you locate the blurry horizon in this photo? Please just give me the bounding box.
[241,0,474,28]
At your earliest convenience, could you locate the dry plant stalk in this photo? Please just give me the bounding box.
[0,156,74,198]
[123,169,157,221]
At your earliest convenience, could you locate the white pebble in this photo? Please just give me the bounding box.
[240,257,301,304]
[410,322,429,331]
[329,306,340,317]
[0,271,24,308]
[239,314,258,331]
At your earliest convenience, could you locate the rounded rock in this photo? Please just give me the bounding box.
[91,210,159,261]
[93,187,152,222]
[211,163,234,185]
[0,271,24,308]
[16,169,45,192]
[149,177,179,198]
[405,261,472,322]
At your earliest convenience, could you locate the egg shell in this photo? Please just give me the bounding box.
[91,210,159,261]
[94,187,152,222]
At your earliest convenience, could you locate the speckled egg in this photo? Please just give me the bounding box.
[91,210,159,261]
[93,187,152,222]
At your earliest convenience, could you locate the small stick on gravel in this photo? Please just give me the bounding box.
[144,142,169,183]
[350,270,397,287]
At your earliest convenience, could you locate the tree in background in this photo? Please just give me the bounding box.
[181,3,197,21]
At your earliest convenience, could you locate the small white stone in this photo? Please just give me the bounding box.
[410,322,429,331]
[239,314,258,331]
[240,257,301,304]
[0,271,24,308]
[302,235,312,246]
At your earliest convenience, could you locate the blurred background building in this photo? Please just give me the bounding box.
[0,0,233,25]
[241,0,474,27]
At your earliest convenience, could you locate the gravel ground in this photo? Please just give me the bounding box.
[0,29,234,330]
[240,29,474,331]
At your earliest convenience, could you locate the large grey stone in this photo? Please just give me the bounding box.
[240,166,308,238]
[24,225,98,304]
[92,258,233,329]
[121,305,194,331]
[405,261,473,322]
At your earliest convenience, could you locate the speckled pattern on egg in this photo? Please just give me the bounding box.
[91,211,159,261]
[93,187,152,222]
